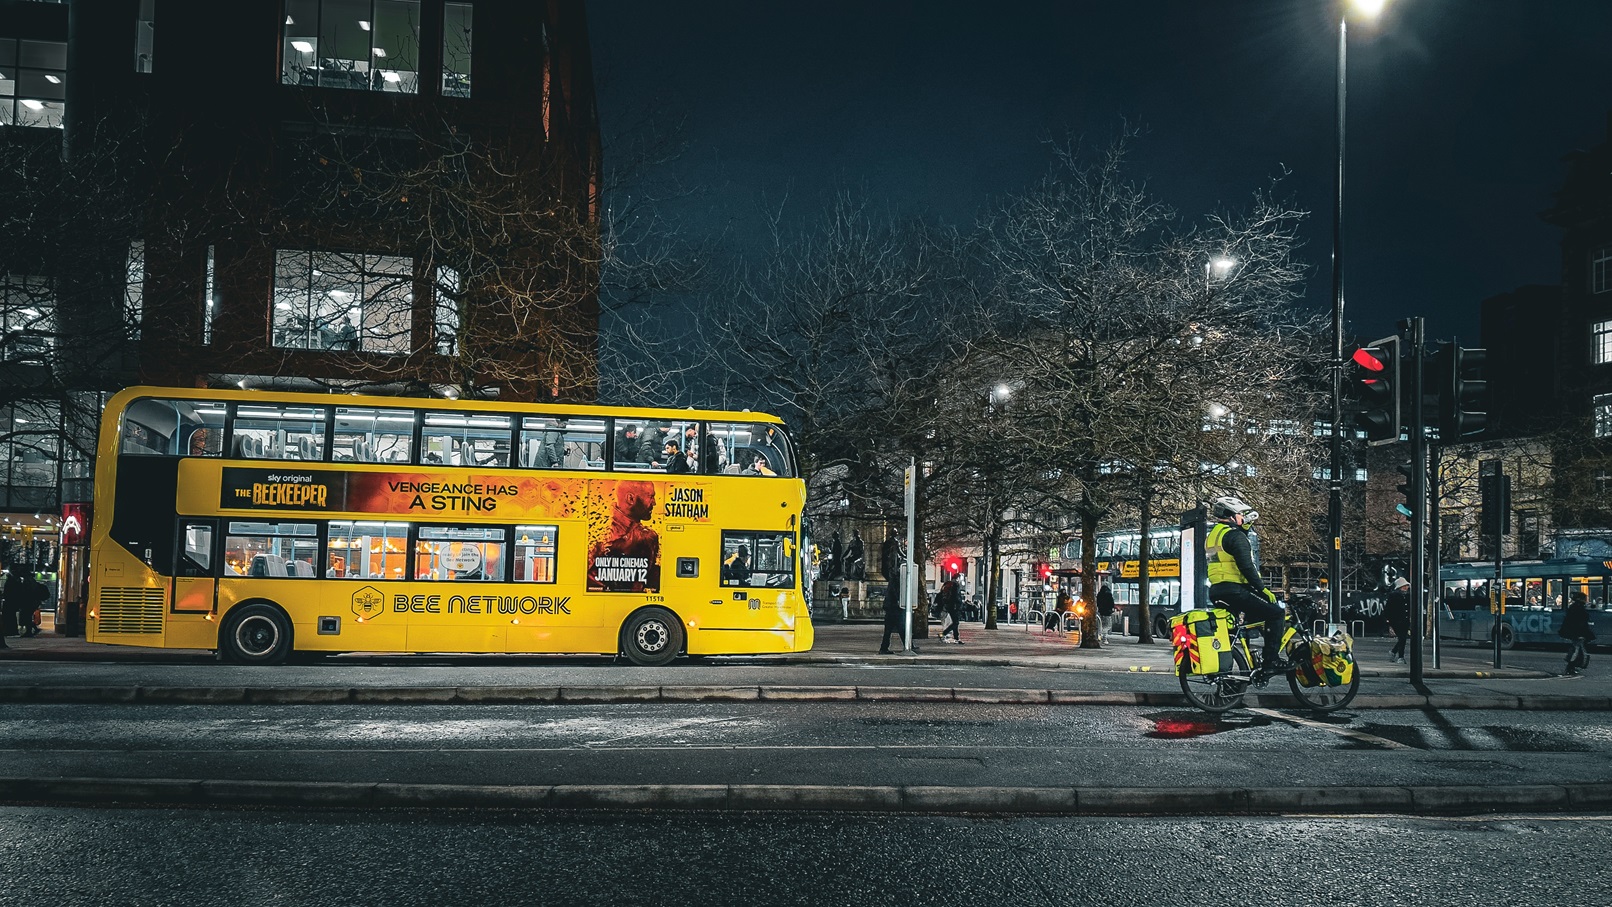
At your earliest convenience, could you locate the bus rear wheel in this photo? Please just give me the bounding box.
[620,607,684,667]
[220,603,293,665]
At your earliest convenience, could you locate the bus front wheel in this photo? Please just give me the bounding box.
[620,607,684,667]
[220,603,294,665]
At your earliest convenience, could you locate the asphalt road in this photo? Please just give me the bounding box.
[1,806,1605,907]
[4,701,1608,790]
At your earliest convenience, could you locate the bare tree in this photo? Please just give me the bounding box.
[976,133,1320,646]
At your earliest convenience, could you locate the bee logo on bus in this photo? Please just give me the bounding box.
[352,586,385,620]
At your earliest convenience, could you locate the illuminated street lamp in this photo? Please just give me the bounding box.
[1327,0,1390,628]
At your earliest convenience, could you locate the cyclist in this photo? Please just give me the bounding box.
[1205,495,1289,676]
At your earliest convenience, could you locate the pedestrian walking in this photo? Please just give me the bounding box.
[936,578,964,644]
[1385,577,1411,664]
[878,577,918,654]
[1561,591,1595,675]
[1096,582,1116,643]
[0,562,26,641]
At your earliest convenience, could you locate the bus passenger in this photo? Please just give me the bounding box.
[663,440,690,474]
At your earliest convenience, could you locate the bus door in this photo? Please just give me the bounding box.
[173,520,218,613]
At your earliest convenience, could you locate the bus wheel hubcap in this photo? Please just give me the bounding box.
[237,616,279,656]
[636,620,668,653]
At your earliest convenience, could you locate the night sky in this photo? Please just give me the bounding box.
[588,0,1612,343]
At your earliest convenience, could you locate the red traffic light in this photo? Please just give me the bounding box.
[1036,563,1052,580]
[945,558,962,573]
[1352,347,1386,372]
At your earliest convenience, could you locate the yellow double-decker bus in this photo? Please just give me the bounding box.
[86,387,815,665]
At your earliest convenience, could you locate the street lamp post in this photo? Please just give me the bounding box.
[1328,0,1387,629]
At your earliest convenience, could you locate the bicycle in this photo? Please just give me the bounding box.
[1176,598,1359,714]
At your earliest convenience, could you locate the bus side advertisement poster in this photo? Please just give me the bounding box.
[215,467,725,595]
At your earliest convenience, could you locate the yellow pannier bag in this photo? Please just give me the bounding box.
[1169,608,1234,675]
[1295,632,1356,687]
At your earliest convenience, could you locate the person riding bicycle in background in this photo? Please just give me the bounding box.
[1205,495,1290,677]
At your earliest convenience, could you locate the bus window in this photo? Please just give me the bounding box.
[611,419,650,470]
[416,525,506,582]
[513,525,559,582]
[333,408,413,463]
[721,530,795,588]
[423,412,511,467]
[223,521,319,578]
[707,422,794,477]
[326,520,408,580]
[120,398,226,456]
[630,419,698,472]
[520,416,604,470]
[232,405,328,461]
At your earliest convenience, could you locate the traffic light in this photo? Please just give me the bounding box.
[1349,336,1401,446]
[944,557,964,577]
[1480,472,1511,538]
[1395,462,1416,519]
[1036,562,1052,581]
[1437,343,1488,439]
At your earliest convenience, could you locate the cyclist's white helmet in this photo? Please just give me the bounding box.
[1210,495,1251,521]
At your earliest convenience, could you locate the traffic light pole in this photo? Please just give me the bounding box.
[1407,317,1426,685]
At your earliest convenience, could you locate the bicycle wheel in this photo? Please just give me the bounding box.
[1178,646,1251,713]
[1287,658,1361,712]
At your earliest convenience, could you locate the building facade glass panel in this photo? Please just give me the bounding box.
[282,0,420,94]
[136,0,156,72]
[1,275,54,362]
[0,39,66,128]
[272,249,414,354]
[442,2,472,97]
[1596,393,1612,439]
[1594,246,1612,295]
[1594,319,1612,365]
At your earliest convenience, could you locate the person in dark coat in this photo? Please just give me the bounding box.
[662,439,691,474]
[1385,577,1411,664]
[936,578,964,644]
[1096,582,1117,644]
[0,563,26,640]
[827,531,843,580]
[1560,591,1596,676]
[878,576,918,654]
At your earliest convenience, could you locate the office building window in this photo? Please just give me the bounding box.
[272,250,415,354]
[0,399,62,509]
[282,0,420,94]
[442,2,472,98]
[136,1,156,73]
[433,265,460,355]
[0,275,54,363]
[0,39,67,129]
[202,245,216,345]
[1595,246,1612,295]
[1596,394,1612,439]
[124,241,145,341]
[1594,320,1612,365]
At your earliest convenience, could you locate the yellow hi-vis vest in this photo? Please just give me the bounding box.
[1205,522,1250,585]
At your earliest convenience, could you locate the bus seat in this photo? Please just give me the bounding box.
[297,436,318,460]
[249,554,288,577]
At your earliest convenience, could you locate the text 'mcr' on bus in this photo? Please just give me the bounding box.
[87,387,815,665]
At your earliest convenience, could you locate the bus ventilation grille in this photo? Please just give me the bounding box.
[98,587,166,634]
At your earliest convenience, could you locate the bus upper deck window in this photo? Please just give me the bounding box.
[120,398,227,456]
[232,405,328,461]
[335,408,414,463]
[423,412,511,467]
